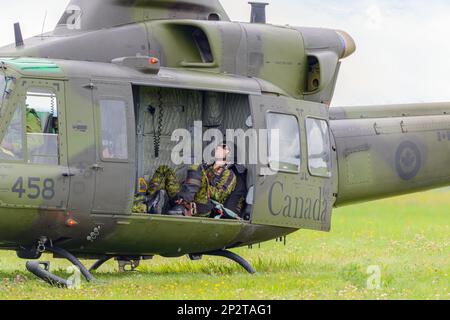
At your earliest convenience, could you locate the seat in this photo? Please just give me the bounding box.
[224,164,248,218]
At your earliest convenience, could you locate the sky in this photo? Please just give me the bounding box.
[1,0,450,106]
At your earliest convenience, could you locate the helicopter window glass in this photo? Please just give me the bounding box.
[266,113,301,173]
[0,77,6,104]
[0,76,14,111]
[0,105,24,161]
[306,118,332,177]
[25,89,59,165]
[99,100,128,160]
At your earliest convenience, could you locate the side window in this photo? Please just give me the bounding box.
[26,89,59,165]
[99,100,128,160]
[266,113,301,173]
[0,105,24,161]
[306,118,332,177]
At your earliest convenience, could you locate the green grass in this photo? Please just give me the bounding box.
[0,190,449,300]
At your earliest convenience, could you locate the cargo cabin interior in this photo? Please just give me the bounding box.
[132,85,254,219]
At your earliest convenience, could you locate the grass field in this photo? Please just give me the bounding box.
[0,190,448,300]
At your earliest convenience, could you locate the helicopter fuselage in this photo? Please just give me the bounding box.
[0,0,449,267]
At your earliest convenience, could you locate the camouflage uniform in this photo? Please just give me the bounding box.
[26,108,45,153]
[175,164,237,217]
[26,108,42,133]
[132,194,149,214]
[204,164,238,205]
[133,164,237,217]
[132,165,182,213]
[147,165,181,198]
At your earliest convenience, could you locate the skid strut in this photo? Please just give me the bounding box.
[90,256,153,272]
[26,261,70,288]
[199,250,257,274]
[89,256,113,272]
[26,246,95,288]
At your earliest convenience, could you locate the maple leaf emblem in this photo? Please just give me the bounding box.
[401,149,416,169]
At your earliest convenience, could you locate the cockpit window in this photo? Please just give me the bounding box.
[0,77,6,102]
[0,76,14,108]
[25,88,59,165]
[0,105,24,161]
[0,88,60,164]
[266,112,301,173]
[306,118,332,177]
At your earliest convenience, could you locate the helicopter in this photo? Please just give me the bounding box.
[0,0,449,287]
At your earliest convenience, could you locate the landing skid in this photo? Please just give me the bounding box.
[26,249,255,287]
[90,250,256,274]
[90,251,257,274]
[191,250,257,274]
[26,246,94,288]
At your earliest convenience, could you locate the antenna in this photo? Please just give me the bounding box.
[14,23,24,47]
[41,11,48,40]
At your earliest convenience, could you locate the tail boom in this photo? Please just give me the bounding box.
[330,103,450,206]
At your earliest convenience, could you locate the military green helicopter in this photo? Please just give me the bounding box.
[0,0,449,287]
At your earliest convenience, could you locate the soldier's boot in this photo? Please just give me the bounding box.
[148,190,169,215]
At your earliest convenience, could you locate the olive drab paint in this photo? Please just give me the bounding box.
[0,1,448,264]
[268,183,328,223]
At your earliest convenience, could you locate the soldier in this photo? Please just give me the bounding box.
[25,107,46,160]
[132,165,181,214]
[133,144,237,217]
[147,165,182,199]
[26,108,42,133]
[169,144,237,217]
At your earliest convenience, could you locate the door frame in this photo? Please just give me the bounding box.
[91,80,136,214]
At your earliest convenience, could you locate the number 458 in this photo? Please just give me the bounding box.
[12,177,55,200]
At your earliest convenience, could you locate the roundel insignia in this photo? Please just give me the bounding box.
[395,141,422,181]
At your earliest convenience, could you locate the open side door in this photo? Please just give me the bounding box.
[249,94,334,231]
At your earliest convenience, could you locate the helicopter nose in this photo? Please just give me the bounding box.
[335,30,356,59]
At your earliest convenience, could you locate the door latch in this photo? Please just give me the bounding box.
[62,171,76,177]
[91,164,104,171]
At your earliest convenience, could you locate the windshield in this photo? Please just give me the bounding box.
[0,76,6,104]
[0,72,14,112]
